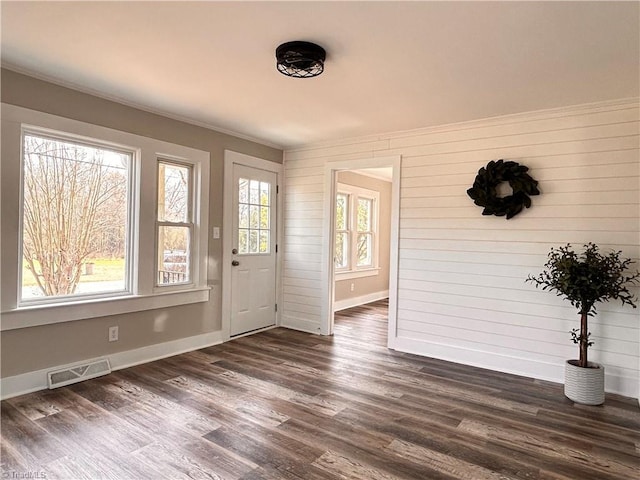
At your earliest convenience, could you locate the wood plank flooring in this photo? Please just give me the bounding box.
[2,299,639,479]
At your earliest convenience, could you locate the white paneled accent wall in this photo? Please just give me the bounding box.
[283,100,640,397]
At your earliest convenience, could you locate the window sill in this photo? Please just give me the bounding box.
[335,268,380,280]
[0,287,210,332]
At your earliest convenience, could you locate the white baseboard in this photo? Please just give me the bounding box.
[280,315,322,334]
[391,336,639,399]
[333,290,389,312]
[0,330,224,400]
[4,326,635,402]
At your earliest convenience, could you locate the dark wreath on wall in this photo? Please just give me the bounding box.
[467,159,540,219]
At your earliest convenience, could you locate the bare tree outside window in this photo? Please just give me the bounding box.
[21,133,130,300]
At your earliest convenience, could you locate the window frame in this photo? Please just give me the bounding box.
[236,176,273,256]
[335,183,380,278]
[18,127,137,306]
[355,196,375,268]
[0,104,210,332]
[155,159,195,288]
[334,192,350,271]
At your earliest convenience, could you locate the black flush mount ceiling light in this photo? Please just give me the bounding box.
[276,41,326,78]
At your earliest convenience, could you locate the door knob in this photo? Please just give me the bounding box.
[232,260,240,266]
[232,248,238,254]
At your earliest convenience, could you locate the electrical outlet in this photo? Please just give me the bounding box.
[108,326,119,342]
[350,282,355,292]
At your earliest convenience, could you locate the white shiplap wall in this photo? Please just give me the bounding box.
[282,99,640,397]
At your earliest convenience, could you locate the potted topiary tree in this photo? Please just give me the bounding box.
[527,243,639,405]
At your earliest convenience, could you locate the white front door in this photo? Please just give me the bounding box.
[230,163,277,336]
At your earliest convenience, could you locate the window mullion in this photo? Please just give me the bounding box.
[157,221,193,228]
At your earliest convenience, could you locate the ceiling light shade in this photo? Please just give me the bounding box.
[276,41,326,78]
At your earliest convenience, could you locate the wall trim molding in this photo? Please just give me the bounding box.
[0,330,224,400]
[391,336,638,399]
[333,290,389,312]
[280,315,322,335]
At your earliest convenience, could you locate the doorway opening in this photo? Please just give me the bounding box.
[332,168,392,345]
[321,155,400,350]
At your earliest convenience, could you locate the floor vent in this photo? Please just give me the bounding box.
[47,358,112,389]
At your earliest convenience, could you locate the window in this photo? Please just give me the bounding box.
[1,104,210,330]
[157,161,193,285]
[356,197,374,267]
[20,130,133,304]
[335,183,379,275]
[335,193,349,269]
[237,177,271,254]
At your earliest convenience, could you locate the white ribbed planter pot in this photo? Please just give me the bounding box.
[564,360,604,405]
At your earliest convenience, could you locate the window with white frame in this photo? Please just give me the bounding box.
[20,130,134,303]
[335,183,379,274]
[1,104,210,330]
[156,160,193,286]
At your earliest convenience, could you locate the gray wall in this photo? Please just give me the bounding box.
[0,69,283,378]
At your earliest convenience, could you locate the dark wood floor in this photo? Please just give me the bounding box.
[2,299,639,479]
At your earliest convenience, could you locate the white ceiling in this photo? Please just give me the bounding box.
[2,2,638,149]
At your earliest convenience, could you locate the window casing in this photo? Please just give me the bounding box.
[335,183,379,276]
[1,104,210,331]
[156,160,193,286]
[19,129,135,305]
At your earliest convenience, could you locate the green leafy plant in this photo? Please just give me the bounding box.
[527,243,639,368]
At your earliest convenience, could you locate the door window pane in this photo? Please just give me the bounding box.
[239,229,248,254]
[249,230,259,253]
[237,177,271,255]
[259,231,269,253]
[260,207,269,229]
[239,204,249,228]
[238,178,249,203]
[250,205,260,229]
[250,180,260,204]
[260,182,270,205]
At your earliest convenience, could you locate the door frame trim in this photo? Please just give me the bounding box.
[321,155,401,345]
[222,150,283,341]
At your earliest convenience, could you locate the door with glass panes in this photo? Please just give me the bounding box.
[230,164,277,336]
